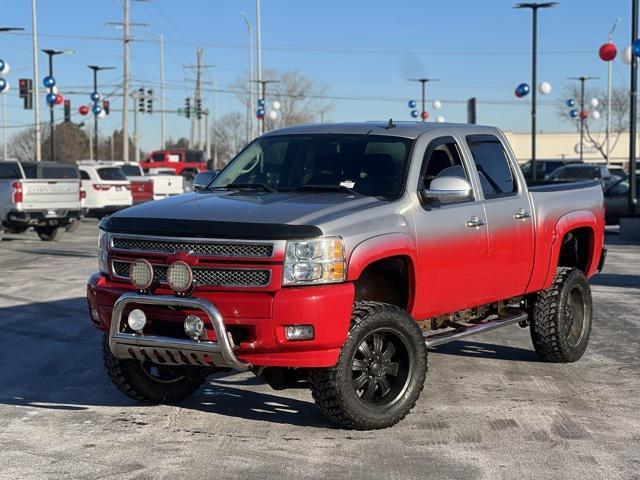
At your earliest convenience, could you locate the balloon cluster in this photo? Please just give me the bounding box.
[257,98,280,121]
[0,59,10,94]
[515,81,552,98]
[407,99,443,121]
[90,91,105,118]
[42,75,64,107]
[566,97,600,121]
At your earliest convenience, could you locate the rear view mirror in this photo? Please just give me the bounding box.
[193,171,218,191]
[422,176,473,204]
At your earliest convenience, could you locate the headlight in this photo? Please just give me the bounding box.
[283,237,346,285]
[98,230,110,274]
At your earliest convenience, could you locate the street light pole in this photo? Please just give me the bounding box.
[31,0,42,162]
[88,65,115,161]
[0,27,24,160]
[41,49,70,161]
[241,12,254,143]
[515,2,557,181]
[408,78,439,122]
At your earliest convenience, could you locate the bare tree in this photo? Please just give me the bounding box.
[557,84,631,162]
[41,123,90,163]
[233,68,333,132]
[8,127,37,162]
[211,112,247,168]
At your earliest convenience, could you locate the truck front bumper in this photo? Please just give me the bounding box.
[87,273,355,369]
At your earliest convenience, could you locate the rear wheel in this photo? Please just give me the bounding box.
[309,301,428,430]
[36,225,63,242]
[529,267,592,362]
[102,335,207,403]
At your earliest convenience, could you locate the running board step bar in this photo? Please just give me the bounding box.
[424,311,528,348]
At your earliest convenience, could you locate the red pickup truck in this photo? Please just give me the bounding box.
[87,122,605,430]
[139,149,207,182]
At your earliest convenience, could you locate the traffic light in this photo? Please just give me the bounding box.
[19,78,33,110]
[196,98,203,119]
[185,97,191,119]
[138,87,146,113]
[63,99,71,123]
[146,89,153,114]
[102,100,110,115]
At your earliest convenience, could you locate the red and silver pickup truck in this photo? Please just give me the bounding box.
[87,122,605,430]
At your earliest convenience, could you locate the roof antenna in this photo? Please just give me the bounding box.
[386,118,396,129]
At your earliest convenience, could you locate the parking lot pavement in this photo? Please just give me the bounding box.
[0,220,638,480]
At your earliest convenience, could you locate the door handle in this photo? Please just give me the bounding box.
[514,208,531,220]
[466,215,486,228]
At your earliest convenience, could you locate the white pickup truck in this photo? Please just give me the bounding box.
[118,163,184,200]
[0,160,83,241]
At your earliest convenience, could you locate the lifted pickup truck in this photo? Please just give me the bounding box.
[1,160,83,241]
[88,122,605,429]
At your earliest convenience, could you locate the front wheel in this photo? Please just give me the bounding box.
[102,335,207,403]
[309,301,428,430]
[36,225,63,242]
[529,267,593,362]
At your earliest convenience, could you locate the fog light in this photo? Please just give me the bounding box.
[184,314,205,340]
[167,261,193,293]
[129,259,154,289]
[284,325,314,341]
[127,309,147,333]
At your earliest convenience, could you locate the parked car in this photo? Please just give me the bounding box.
[88,122,605,430]
[119,163,183,200]
[0,160,83,241]
[78,163,132,216]
[546,163,620,189]
[520,158,577,180]
[607,165,628,180]
[139,149,207,182]
[604,176,640,224]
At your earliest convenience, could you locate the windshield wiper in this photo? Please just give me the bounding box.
[223,182,277,192]
[292,184,359,195]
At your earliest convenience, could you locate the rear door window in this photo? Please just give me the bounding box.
[80,170,90,180]
[0,162,23,179]
[97,167,127,181]
[466,135,517,199]
[151,152,165,162]
[120,165,142,176]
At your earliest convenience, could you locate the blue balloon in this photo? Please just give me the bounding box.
[566,98,576,108]
[0,78,7,93]
[256,108,265,117]
[46,92,57,105]
[92,104,103,115]
[90,92,101,102]
[0,60,5,71]
[408,100,417,109]
[517,83,530,97]
[569,109,578,118]
[633,39,640,57]
[43,76,56,88]
[257,98,265,107]
[410,110,419,118]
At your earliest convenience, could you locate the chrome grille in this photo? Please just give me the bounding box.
[111,237,274,258]
[112,260,270,287]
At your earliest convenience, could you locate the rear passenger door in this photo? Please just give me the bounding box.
[464,134,535,301]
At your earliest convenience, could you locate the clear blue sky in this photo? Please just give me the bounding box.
[0,0,635,152]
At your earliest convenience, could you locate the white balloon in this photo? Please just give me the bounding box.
[539,81,552,95]
[432,99,442,110]
[436,115,445,123]
[0,80,9,94]
[272,100,281,111]
[590,98,599,108]
[623,45,633,65]
[268,110,278,120]
[591,110,601,120]
[98,109,107,119]
[0,62,10,76]
[51,86,58,94]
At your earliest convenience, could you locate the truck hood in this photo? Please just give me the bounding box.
[101,190,386,239]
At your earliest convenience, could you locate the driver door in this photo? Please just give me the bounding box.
[412,134,490,318]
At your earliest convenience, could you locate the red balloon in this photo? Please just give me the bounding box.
[54,94,63,105]
[421,111,429,120]
[79,105,89,115]
[599,43,617,61]
[515,88,523,98]
[579,110,589,120]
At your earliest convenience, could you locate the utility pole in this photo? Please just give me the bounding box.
[256,0,264,135]
[159,33,166,149]
[567,76,598,163]
[184,49,214,150]
[515,2,557,181]
[630,0,638,216]
[606,19,620,162]
[408,78,439,122]
[31,0,42,161]
[0,27,23,160]
[241,12,254,143]
[133,90,140,163]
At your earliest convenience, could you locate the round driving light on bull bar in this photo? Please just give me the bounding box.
[127,309,147,333]
[129,259,154,289]
[184,314,205,340]
[167,261,193,293]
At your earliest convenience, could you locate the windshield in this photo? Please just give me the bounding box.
[211,134,413,199]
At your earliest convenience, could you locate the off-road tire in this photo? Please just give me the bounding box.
[102,335,207,403]
[530,267,592,363]
[308,301,428,430]
[35,225,63,242]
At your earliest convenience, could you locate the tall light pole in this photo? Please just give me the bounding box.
[159,34,166,149]
[568,76,599,163]
[88,65,115,161]
[123,0,130,162]
[41,49,73,161]
[31,0,42,161]
[241,12,254,143]
[630,0,638,216]
[515,2,557,181]
[408,78,439,122]
[256,0,264,135]
[0,27,24,160]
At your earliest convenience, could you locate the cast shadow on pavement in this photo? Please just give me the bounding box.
[590,273,640,289]
[431,340,541,362]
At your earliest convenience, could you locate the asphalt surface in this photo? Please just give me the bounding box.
[0,220,638,480]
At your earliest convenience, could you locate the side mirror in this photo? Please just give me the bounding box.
[193,171,218,191]
[422,176,473,204]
